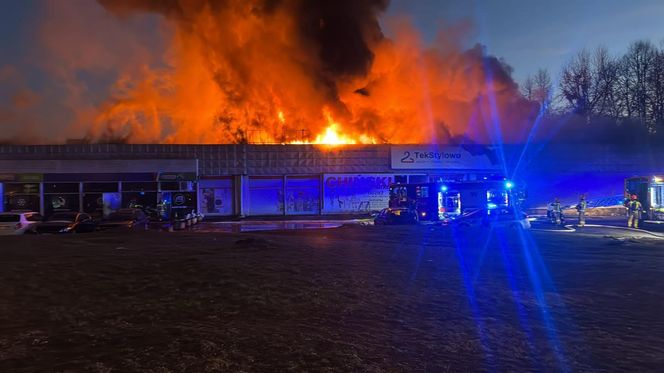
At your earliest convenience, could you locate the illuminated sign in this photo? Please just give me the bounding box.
[325,175,393,189]
[170,192,196,210]
[390,145,501,170]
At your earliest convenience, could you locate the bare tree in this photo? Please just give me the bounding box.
[614,56,633,119]
[533,68,552,112]
[590,46,620,118]
[556,39,664,134]
[648,45,664,130]
[622,40,657,129]
[521,75,534,101]
[559,49,592,117]
[559,47,622,122]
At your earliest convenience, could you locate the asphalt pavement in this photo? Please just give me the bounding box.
[1,222,662,371]
[189,215,664,240]
[530,216,664,240]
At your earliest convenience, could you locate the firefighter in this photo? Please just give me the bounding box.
[551,198,562,226]
[627,194,643,229]
[576,195,587,227]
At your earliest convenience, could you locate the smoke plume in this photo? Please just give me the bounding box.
[2,0,536,144]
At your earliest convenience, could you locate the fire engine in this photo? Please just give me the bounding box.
[389,179,525,222]
[624,176,664,221]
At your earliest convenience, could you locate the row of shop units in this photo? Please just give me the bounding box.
[0,172,503,218]
[0,145,508,217]
[0,172,197,218]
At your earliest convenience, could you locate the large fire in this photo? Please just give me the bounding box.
[286,109,374,145]
[11,0,535,145]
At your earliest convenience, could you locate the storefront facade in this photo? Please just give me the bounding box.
[0,144,503,217]
[0,159,198,217]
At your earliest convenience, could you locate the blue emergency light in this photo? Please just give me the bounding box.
[441,185,448,192]
[505,181,514,189]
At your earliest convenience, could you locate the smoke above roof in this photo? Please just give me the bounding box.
[1,0,535,145]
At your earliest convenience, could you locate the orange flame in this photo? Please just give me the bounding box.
[314,124,356,145]
[32,1,535,145]
[287,109,375,145]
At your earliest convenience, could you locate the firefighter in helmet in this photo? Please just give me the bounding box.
[627,194,643,229]
[552,197,562,226]
[576,194,587,227]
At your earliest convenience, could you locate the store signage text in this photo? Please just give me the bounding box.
[391,145,500,170]
[325,175,393,189]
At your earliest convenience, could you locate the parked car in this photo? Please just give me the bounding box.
[374,207,419,225]
[36,212,97,234]
[98,208,148,230]
[449,207,531,230]
[0,212,43,235]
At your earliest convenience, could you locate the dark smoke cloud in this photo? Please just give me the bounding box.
[296,0,388,77]
[98,0,389,91]
[464,45,518,92]
[96,1,389,124]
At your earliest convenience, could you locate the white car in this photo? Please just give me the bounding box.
[0,212,43,235]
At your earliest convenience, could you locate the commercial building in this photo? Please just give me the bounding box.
[0,144,504,217]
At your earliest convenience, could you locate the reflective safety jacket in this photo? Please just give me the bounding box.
[552,202,561,213]
[577,200,587,212]
[628,200,643,213]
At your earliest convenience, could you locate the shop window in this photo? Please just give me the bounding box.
[4,183,40,195]
[44,194,80,216]
[82,193,104,216]
[322,174,394,214]
[122,182,158,192]
[83,182,118,193]
[44,183,79,193]
[167,192,197,219]
[182,182,196,192]
[248,177,283,215]
[4,194,40,212]
[285,176,320,215]
[122,192,158,209]
[199,179,233,215]
[159,182,180,191]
